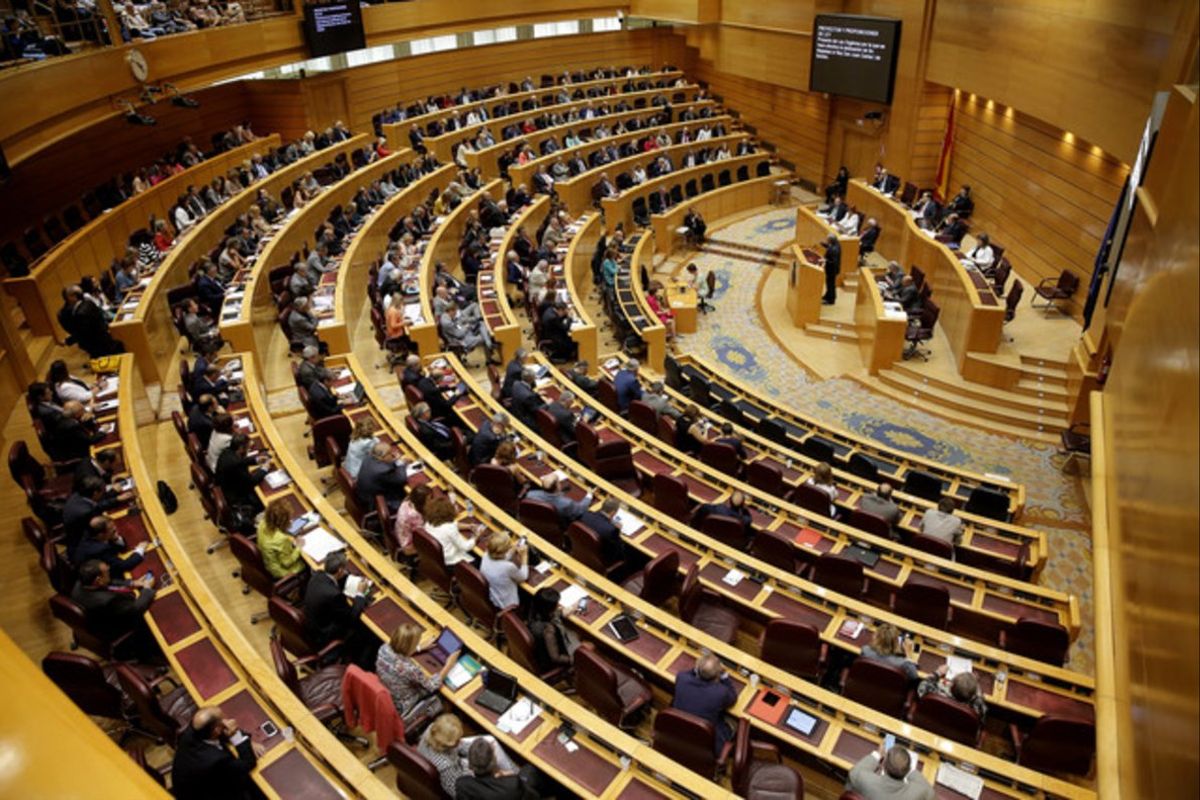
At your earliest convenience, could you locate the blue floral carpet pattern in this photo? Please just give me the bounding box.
[675,208,1095,674]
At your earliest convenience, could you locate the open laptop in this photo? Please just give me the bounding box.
[426,627,463,666]
[352,382,367,404]
[475,668,518,715]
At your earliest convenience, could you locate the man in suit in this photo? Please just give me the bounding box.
[542,390,578,443]
[73,449,132,504]
[859,482,902,531]
[296,346,325,389]
[469,412,510,466]
[896,276,922,313]
[714,422,747,460]
[187,394,219,450]
[307,369,345,420]
[509,369,546,428]
[355,441,408,512]
[399,355,424,388]
[822,234,841,305]
[525,473,593,527]
[415,365,462,424]
[501,348,528,399]
[215,434,268,516]
[540,301,577,363]
[171,707,265,800]
[455,738,540,800]
[63,477,108,550]
[303,551,377,669]
[613,359,643,412]
[946,185,974,218]
[71,559,159,661]
[59,285,123,358]
[672,653,737,757]
[195,261,226,313]
[690,490,754,545]
[70,515,146,573]
[641,381,681,420]
[569,361,599,397]
[288,296,320,350]
[412,402,456,460]
[872,168,900,195]
[858,218,881,258]
[937,213,968,247]
[595,171,618,198]
[576,498,627,566]
[846,745,934,800]
[48,401,106,462]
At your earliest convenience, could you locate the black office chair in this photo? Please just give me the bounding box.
[903,302,939,361]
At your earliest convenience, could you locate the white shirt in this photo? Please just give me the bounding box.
[969,245,994,269]
[54,379,93,406]
[174,206,194,230]
[836,212,860,236]
[427,521,476,566]
[206,431,233,473]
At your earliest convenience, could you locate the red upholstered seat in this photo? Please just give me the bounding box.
[731,718,804,799]
[574,643,652,728]
[680,564,738,643]
[909,692,982,746]
[652,707,731,778]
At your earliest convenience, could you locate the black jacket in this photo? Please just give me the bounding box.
[543,401,577,442]
[455,774,538,800]
[171,726,260,800]
[307,380,342,420]
[469,420,503,466]
[509,380,545,427]
[48,416,104,462]
[577,510,624,564]
[303,571,368,648]
[416,418,456,459]
[355,455,408,508]
[70,580,156,643]
[215,449,266,510]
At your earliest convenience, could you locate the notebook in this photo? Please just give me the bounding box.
[300,527,345,562]
[746,688,788,725]
[793,527,823,548]
[936,763,984,800]
[842,544,881,568]
[445,654,482,689]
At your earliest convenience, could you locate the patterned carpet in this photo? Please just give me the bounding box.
[669,207,1096,674]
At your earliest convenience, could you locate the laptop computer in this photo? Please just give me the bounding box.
[352,382,367,404]
[475,668,518,715]
[426,627,464,666]
[580,407,599,424]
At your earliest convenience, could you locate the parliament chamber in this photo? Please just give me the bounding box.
[0,1,1195,798]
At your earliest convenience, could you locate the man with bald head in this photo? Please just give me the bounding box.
[48,400,106,461]
[171,706,265,800]
[671,652,737,756]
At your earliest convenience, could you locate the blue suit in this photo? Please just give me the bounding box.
[613,369,642,412]
[672,669,737,756]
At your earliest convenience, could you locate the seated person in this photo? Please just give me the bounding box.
[418,714,520,798]
[541,389,579,443]
[613,359,642,412]
[355,441,409,512]
[576,497,628,566]
[469,412,510,466]
[835,207,861,236]
[858,482,902,531]
[411,401,456,460]
[714,421,747,459]
[257,498,307,579]
[672,653,737,756]
[568,360,599,397]
[456,738,542,800]
[480,531,529,610]
[917,669,988,721]
[691,490,753,542]
[423,492,478,567]
[858,218,881,258]
[215,433,269,519]
[303,551,378,669]
[376,623,457,728]
[171,707,263,800]
[919,497,964,545]
[71,559,159,661]
[47,400,106,462]
[859,622,918,681]
[524,473,592,527]
[342,418,380,481]
[70,515,147,574]
[946,185,974,218]
[847,745,934,800]
[804,462,838,516]
[937,213,968,248]
[683,208,707,245]
[963,233,995,271]
[526,587,580,672]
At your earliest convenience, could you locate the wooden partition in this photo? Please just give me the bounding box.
[224,150,410,366]
[854,266,907,374]
[794,204,859,287]
[651,173,775,254]
[4,136,279,338]
[601,153,767,233]
[508,111,729,197]
[487,197,543,363]
[564,213,602,373]
[847,179,1005,372]
[412,179,504,356]
[114,134,368,385]
[625,231,667,371]
[785,244,823,326]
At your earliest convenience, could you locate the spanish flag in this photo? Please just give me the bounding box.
[934,97,956,203]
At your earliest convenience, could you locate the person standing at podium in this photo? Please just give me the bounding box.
[821,234,841,305]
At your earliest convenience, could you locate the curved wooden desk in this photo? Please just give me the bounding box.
[847,179,1005,371]
[233,352,733,800]
[671,352,1030,519]
[220,149,412,362]
[113,134,369,385]
[508,112,732,201]
[601,153,769,234]
[482,196,546,364]
[562,212,602,373]
[116,355,389,799]
[616,231,667,371]
[855,264,909,373]
[329,164,458,357]
[651,173,778,255]
[3,136,278,338]
[413,179,505,356]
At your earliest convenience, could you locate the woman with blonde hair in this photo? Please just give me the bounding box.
[859,622,918,680]
[375,623,456,726]
[342,417,379,480]
[804,462,838,517]
[417,713,519,796]
[480,531,528,610]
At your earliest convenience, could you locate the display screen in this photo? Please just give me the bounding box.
[809,14,902,104]
[303,1,366,58]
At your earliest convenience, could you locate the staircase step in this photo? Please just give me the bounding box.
[878,369,1068,434]
[1018,362,1069,387]
[1019,353,1070,371]
[1012,378,1070,401]
[805,322,860,343]
[889,364,1069,416]
[860,377,1061,445]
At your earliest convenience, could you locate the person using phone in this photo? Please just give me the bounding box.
[171,706,265,800]
[480,532,528,611]
[845,743,934,799]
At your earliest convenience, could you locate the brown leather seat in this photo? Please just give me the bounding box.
[758,619,827,682]
[909,691,982,747]
[269,632,344,726]
[573,643,652,728]
[498,609,569,685]
[386,742,450,800]
[652,707,731,778]
[731,718,804,799]
[113,662,197,746]
[889,578,951,630]
[680,563,738,643]
[567,521,628,579]
[621,550,681,606]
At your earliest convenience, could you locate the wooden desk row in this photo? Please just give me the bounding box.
[4,136,279,339]
[854,264,909,374]
[229,352,733,800]
[220,148,414,359]
[651,174,780,255]
[507,112,734,204]
[110,355,391,798]
[318,347,1094,800]
[112,134,372,386]
[481,195,547,364]
[435,353,1094,716]
[458,84,701,177]
[381,68,684,163]
[670,352,1029,520]
[562,212,604,375]
[554,131,747,218]
[616,231,668,371]
[601,153,771,234]
[846,179,1005,372]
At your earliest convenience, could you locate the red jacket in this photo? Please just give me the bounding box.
[341,664,405,752]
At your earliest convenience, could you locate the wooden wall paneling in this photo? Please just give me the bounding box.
[1094,85,1198,799]
[302,76,352,136]
[925,0,1192,161]
[241,80,309,143]
[947,93,1129,305]
[720,0,820,32]
[629,0,704,24]
[910,82,952,187]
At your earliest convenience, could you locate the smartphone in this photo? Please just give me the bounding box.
[260,721,279,738]
[883,733,896,753]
